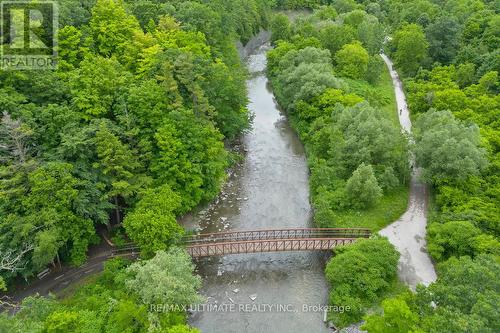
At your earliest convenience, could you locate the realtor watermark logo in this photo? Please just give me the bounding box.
[1,1,58,70]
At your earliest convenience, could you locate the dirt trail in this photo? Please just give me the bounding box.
[2,244,137,311]
[379,54,437,289]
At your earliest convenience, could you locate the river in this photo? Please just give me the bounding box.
[182,43,331,333]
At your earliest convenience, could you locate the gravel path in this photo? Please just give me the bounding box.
[379,54,437,289]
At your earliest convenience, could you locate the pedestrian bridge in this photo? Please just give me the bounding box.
[113,228,371,258]
[184,228,371,257]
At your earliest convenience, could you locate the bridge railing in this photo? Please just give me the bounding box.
[182,228,371,245]
[186,237,361,257]
[113,228,371,256]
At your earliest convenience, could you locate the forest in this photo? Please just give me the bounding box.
[0,0,269,280]
[267,0,498,331]
[0,0,499,332]
[0,0,269,331]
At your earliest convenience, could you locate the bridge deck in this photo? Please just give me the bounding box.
[113,228,371,257]
[185,228,371,257]
[186,237,360,257]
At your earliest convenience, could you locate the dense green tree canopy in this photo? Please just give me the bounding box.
[270,14,292,44]
[126,248,203,306]
[325,238,400,326]
[0,255,201,332]
[427,220,500,261]
[0,0,267,287]
[362,296,421,333]
[414,109,487,185]
[425,16,461,64]
[334,42,370,79]
[391,24,429,76]
[345,163,383,209]
[123,185,183,256]
[363,255,500,333]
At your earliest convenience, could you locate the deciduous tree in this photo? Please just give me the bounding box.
[270,14,292,44]
[123,184,183,256]
[335,42,369,79]
[414,109,487,184]
[126,248,202,306]
[392,24,429,76]
[345,163,382,209]
[325,238,399,326]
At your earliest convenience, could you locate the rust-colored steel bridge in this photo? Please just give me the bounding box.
[113,228,371,258]
[184,228,371,257]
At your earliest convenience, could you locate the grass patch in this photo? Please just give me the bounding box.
[377,64,399,126]
[57,273,101,301]
[327,186,409,232]
[343,63,399,127]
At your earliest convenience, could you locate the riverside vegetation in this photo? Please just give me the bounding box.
[268,1,498,332]
[0,0,269,331]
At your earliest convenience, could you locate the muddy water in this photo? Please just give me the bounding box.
[182,44,331,333]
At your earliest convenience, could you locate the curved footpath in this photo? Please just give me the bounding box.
[2,244,138,310]
[379,54,437,289]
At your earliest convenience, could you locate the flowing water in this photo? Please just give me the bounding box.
[182,44,331,333]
